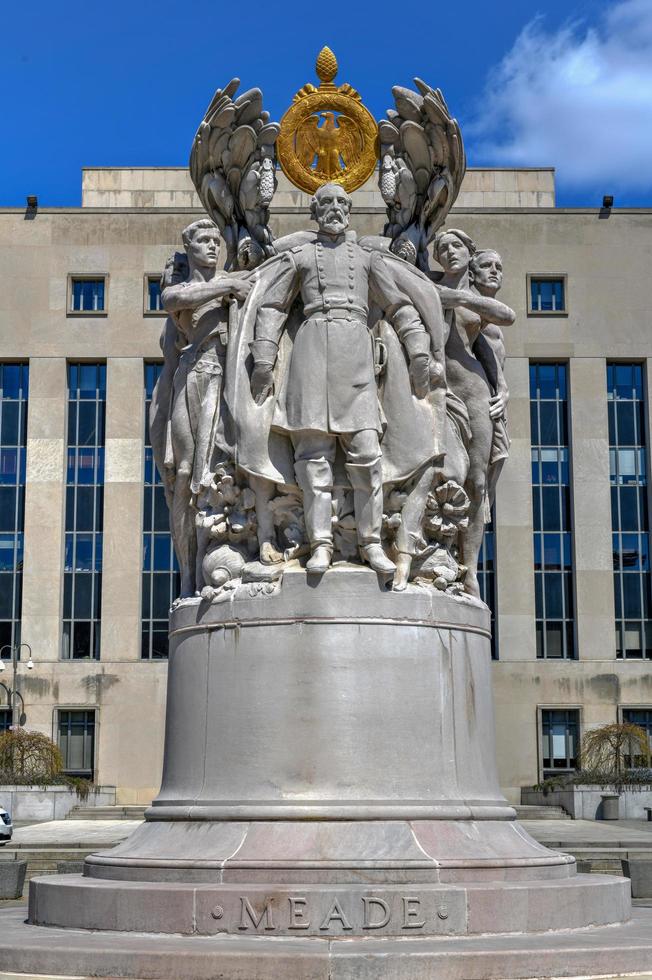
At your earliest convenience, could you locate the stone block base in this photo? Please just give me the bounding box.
[624,858,652,898]
[0,861,26,900]
[28,872,629,938]
[3,906,652,979]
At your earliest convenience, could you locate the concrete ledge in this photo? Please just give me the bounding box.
[28,872,628,937]
[3,906,652,979]
[0,787,116,823]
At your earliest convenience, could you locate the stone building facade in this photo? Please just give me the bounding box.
[1,166,650,803]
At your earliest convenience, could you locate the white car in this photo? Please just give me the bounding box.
[0,807,12,845]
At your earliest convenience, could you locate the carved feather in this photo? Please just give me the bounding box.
[337,115,362,167]
[391,86,423,123]
[229,125,257,170]
[234,88,263,126]
[296,117,320,168]
[378,119,400,147]
[401,121,431,180]
[257,123,280,147]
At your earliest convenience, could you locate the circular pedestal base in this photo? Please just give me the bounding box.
[29,871,629,938]
[3,905,652,980]
[82,817,574,884]
[20,569,636,964]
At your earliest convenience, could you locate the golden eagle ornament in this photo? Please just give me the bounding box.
[277,47,379,194]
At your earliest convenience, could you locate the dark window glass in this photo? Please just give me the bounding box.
[621,708,652,767]
[539,402,559,446]
[62,364,104,660]
[530,363,575,658]
[541,708,579,773]
[58,710,96,778]
[530,278,565,313]
[71,278,105,312]
[141,364,179,659]
[147,277,163,312]
[478,506,497,657]
[0,364,28,652]
[608,363,652,659]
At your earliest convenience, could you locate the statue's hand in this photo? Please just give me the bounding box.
[489,389,509,420]
[251,364,274,405]
[409,353,431,399]
[227,279,252,303]
[429,358,446,389]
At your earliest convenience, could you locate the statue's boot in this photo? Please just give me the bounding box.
[361,543,396,575]
[306,544,332,574]
[294,457,334,573]
[346,459,396,576]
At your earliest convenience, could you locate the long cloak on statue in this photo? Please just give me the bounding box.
[223,234,448,488]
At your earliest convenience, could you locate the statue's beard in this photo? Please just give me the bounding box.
[320,211,347,234]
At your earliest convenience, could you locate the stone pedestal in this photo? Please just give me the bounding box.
[22,567,635,961]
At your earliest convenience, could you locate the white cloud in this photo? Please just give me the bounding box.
[468,0,652,192]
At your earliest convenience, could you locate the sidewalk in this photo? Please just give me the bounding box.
[522,817,652,849]
[4,819,142,849]
[5,816,652,850]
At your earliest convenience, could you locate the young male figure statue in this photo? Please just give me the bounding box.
[249,183,434,575]
[155,219,250,596]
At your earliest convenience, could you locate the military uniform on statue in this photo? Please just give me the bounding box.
[249,183,432,574]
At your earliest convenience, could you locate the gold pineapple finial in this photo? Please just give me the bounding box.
[316,46,338,85]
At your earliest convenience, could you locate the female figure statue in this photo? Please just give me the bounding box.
[432,230,515,597]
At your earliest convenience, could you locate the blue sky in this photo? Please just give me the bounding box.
[2,0,652,207]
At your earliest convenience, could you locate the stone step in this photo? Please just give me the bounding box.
[0,848,95,900]
[66,804,147,820]
[513,804,568,820]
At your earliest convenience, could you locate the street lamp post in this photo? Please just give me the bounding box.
[0,643,33,729]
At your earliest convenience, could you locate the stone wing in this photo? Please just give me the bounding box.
[189,79,280,270]
[378,79,466,270]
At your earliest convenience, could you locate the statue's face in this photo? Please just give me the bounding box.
[472,251,503,293]
[436,234,470,273]
[187,228,220,270]
[314,184,351,235]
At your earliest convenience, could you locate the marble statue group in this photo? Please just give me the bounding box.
[15,50,643,978]
[150,57,516,604]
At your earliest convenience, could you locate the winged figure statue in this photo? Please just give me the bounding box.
[378,79,466,271]
[189,79,281,271]
[295,111,363,179]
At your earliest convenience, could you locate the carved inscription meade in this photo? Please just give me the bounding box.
[201,890,466,937]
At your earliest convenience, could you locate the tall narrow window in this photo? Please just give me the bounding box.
[540,708,579,776]
[530,363,575,659]
[144,275,164,314]
[0,707,10,733]
[0,364,28,656]
[478,508,497,659]
[608,363,651,658]
[621,707,652,767]
[62,364,105,660]
[57,709,96,779]
[141,364,179,659]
